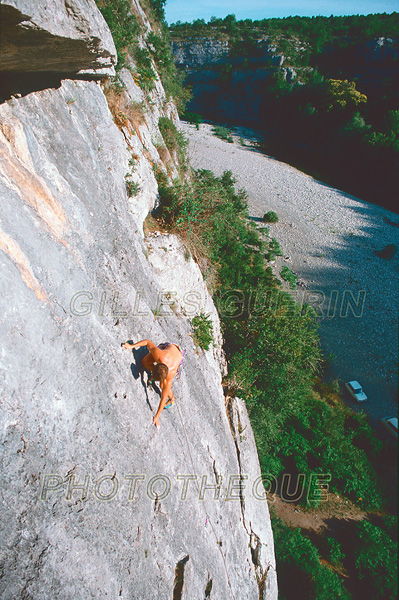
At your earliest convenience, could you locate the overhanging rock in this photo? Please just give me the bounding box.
[0,0,116,76]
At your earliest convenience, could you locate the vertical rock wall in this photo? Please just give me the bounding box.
[0,2,277,598]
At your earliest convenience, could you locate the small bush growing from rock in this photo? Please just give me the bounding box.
[126,180,140,197]
[191,313,214,351]
[263,211,279,223]
[159,116,178,150]
[265,238,283,261]
[158,116,188,172]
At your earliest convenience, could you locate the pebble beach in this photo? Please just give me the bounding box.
[180,121,399,423]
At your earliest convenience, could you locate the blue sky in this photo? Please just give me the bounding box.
[165,0,398,24]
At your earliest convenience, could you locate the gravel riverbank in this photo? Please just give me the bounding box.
[180,121,399,424]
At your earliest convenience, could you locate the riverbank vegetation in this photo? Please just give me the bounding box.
[155,166,397,600]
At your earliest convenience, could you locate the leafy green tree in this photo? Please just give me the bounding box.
[149,0,166,22]
[324,79,367,113]
[223,14,238,35]
[271,514,350,600]
[353,519,398,600]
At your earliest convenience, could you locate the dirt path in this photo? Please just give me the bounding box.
[181,121,399,424]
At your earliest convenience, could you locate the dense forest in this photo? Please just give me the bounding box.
[170,12,399,46]
[170,13,399,211]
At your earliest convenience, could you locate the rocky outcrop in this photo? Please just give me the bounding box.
[0,0,116,75]
[171,38,230,67]
[170,37,294,125]
[0,1,277,598]
[171,37,287,72]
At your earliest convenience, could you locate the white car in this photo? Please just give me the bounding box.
[381,417,398,439]
[345,380,367,402]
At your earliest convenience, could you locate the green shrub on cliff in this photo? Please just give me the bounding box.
[191,313,214,350]
[280,265,297,288]
[95,0,139,69]
[97,0,191,110]
[212,125,234,143]
[158,117,188,171]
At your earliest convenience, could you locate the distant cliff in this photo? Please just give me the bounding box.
[171,36,295,124]
[170,33,398,126]
[169,16,399,211]
[0,1,277,598]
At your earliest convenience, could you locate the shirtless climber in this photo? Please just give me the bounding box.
[122,339,184,430]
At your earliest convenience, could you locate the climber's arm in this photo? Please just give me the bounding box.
[122,339,154,351]
[153,379,172,428]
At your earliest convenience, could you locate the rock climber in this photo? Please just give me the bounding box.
[122,339,184,430]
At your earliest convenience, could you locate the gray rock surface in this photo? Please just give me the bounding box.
[146,232,228,376]
[0,2,277,598]
[0,0,116,75]
[0,76,277,600]
[171,39,229,67]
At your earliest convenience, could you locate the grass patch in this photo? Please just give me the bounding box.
[212,125,234,143]
[158,116,188,173]
[281,265,298,288]
[103,78,146,131]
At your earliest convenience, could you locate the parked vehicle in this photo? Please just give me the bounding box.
[381,416,398,439]
[344,380,367,402]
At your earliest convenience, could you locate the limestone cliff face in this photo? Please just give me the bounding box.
[172,38,230,67]
[0,1,277,599]
[0,0,116,74]
[170,37,292,126]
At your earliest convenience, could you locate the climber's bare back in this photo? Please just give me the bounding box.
[156,343,182,378]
